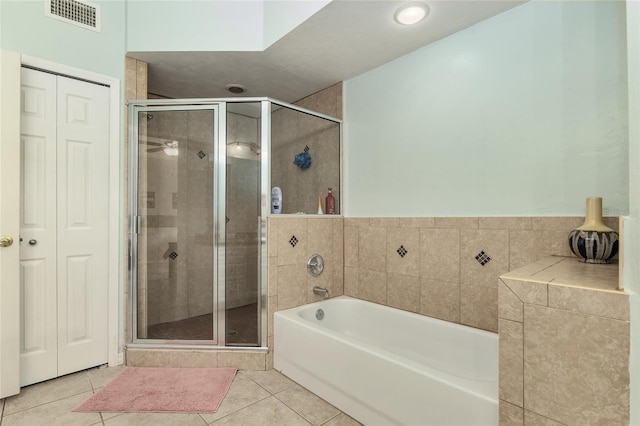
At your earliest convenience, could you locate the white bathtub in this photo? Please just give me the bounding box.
[274,296,498,426]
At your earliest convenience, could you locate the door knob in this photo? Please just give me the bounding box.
[0,236,14,247]
[28,239,37,246]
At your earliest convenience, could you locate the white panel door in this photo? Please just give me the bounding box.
[56,76,109,376]
[19,68,109,386]
[19,68,58,386]
[0,49,22,399]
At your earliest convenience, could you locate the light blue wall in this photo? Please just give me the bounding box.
[344,1,628,217]
[263,0,330,48]
[126,0,331,52]
[126,1,264,52]
[0,0,125,80]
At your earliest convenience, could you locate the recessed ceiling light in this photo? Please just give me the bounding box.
[394,2,429,25]
[226,84,246,94]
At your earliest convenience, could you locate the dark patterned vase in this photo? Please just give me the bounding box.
[568,229,619,264]
[568,197,619,264]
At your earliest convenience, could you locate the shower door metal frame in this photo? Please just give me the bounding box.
[128,101,229,347]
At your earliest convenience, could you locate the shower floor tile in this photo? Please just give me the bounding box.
[146,304,259,344]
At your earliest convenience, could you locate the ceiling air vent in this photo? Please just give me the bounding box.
[45,0,101,33]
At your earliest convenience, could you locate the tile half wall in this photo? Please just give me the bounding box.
[268,215,620,358]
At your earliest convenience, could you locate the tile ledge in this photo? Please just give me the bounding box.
[501,256,621,293]
[547,279,629,296]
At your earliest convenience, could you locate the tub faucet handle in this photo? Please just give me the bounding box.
[307,254,324,277]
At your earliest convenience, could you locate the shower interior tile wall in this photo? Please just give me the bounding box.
[294,82,343,119]
[136,108,260,330]
[141,109,215,326]
[270,83,342,215]
[226,111,260,309]
[184,110,216,316]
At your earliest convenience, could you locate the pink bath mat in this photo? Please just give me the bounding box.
[74,367,237,413]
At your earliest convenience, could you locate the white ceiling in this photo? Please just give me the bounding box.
[128,0,526,103]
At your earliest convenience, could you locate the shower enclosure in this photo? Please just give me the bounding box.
[128,98,341,348]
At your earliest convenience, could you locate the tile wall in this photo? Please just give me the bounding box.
[498,257,629,424]
[271,83,342,215]
[266,216,345,368]
[342,216,619,333]
[137,109,217,327]
[294,82,343,118]
[226,111,261,309]
[124,57,148,341]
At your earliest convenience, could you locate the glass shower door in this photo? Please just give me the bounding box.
[134,106,217,342]
[225,102,262,346]
[130,99,268,348]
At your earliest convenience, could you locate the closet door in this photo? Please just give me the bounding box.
[56,75,109,375]
[19,68,109,386]
[19,68,58,386]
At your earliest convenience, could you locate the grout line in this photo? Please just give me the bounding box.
[242,373,273,395]
[206,395,274,425]
[272,391,317,426]
[318,411,343,426]
[522,409,569,426]
[3,389,93,416]
[89,374,97,395]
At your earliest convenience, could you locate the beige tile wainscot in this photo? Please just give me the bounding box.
[498,256,629,425]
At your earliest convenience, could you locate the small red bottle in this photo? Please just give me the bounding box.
[325,188,335,215]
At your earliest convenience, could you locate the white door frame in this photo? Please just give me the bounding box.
[20,54,122,368]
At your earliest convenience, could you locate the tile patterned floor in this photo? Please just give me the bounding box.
[0,366,362,426]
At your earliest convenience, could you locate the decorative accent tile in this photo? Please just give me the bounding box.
[276,217,308,266]
[169,251,178,260]
[146,191,155,209]
[388,227,419,277]
[475,251,491,266]
[197,150,206,159]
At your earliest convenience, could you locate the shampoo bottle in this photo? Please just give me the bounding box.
[325,188,335,215]
[271,187,282,214]
[317,196,324,214]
